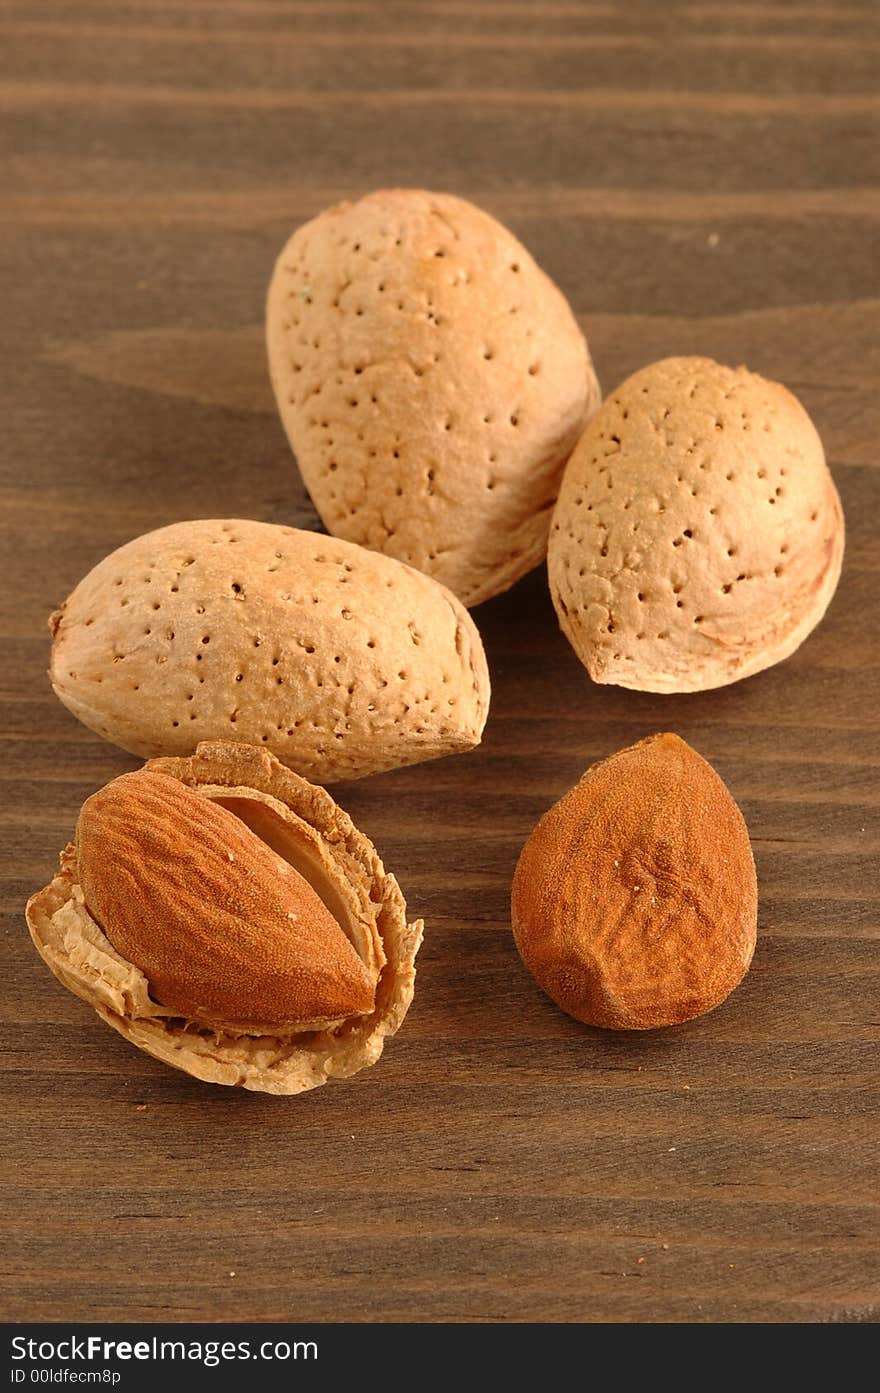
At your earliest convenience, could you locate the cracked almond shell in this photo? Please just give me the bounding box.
[511,733,757,1030]
[48,518,490,781]
[267,188,600,607]
[25,741,423,1094]
[548,356,844,692]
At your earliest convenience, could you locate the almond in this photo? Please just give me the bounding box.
[267,188,600,607]
[26,741,423,1094]
[549,356,844,692]
[511,733,757,1030]
[48,518,490,781]
[76,770,376,1034]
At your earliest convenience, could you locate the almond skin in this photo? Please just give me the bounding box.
[76,769,376,1033]
[511,733,757,1030]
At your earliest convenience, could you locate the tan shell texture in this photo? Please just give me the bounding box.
[511,733,758,1031]
[26,741,423,1095]
[548,357,844,692]
[49,519,490,781]
[267,188,600,607]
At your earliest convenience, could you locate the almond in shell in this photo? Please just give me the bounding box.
[26,741,423,1094]
[267,188,600,607]
[549,356,844,692]
[49,518,489,781]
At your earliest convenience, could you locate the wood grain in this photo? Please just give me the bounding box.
[1,0,878,1325]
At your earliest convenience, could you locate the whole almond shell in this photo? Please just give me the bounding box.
[48,518,489,781]
[511,733,757,1030]
[267,188,600,607]
[549,356,844,692]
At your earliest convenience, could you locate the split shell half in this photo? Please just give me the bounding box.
[26,741,423,1094]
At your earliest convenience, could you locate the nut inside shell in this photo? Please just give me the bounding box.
[26,741,423,1095]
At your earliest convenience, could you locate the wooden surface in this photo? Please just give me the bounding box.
[2,0,879,1325]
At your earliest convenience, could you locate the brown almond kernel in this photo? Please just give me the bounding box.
[76,769,376,1034]
[511,733,757,1030]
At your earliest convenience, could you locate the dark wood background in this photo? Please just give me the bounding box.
[2,0,878,1325]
